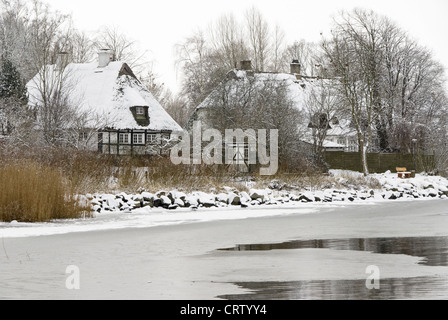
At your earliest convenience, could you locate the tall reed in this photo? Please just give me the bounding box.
[0,161,89,222]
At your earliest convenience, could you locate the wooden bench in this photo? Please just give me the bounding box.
[396,167,412,179]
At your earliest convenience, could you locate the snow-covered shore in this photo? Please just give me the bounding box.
[1,170,447,239]
[88,170,448,213]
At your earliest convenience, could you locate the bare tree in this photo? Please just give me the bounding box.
[256,77,306,168]
[0,0,33,79]
[27,0,72,70]
[321,8,448,175]
[176,30,228,110]
[95,25,149,72]
[322,9,387,175]
[270,24,287,73]
[305,79,343,161]
[160,89,189,128]
[245,6,270,72]
[202,73,306,169]
[138,62,165,101]
[209,13,248,70]
[28,62,75,146]
[70,30,94,63]
[381,20,447,153]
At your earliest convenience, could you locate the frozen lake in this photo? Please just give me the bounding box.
[1,199,448,300]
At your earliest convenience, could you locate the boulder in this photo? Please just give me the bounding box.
[228,193,241,206]
[167,192,175,204]
[427,190,438,198]
[132,195,143,202]
[142,201,153,208]
[201,201,217,208]
[299,193,314,202]
[132,201,142,209]
[153,198,163,208]
[156,191,167,197]
[160,196,172,208]
[216,193,229,204]
[141,192,154,202]
[174,198,185,207]
[239,192,252,204]
[196,192,216,208]
[250,190,265,201]
[184,196,198,208]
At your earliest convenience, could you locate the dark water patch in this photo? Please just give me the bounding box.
[219,236,448,266]
[218,276,448,300]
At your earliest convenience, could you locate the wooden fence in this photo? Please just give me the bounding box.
[324,152,436,173]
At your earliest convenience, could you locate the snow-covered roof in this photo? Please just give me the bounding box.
[322,140,345,148]
[26,62,182,132]
[327,119,357,137]
[302,138,345,149]
[196,69,331,113]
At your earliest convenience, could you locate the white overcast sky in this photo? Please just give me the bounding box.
[45,0,448,93]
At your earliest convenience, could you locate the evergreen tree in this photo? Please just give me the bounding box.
[0,56,28,135]
[0,56,27,101]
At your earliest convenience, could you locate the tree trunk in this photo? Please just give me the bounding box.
[359,137,369,176]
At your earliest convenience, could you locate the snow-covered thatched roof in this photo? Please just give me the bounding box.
[194,69,356,139]
[26,61,182,132]
[196,69,322,112]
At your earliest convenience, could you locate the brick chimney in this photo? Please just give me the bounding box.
[240,60,252,71]
[98,49,114,68]
[290,60,301,75]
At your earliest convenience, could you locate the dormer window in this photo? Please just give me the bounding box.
[130,106,150,126]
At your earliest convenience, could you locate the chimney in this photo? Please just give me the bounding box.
[290,60,301,75]
[98,49,114,68]
[56,52,69,70]
[240,60,252,71]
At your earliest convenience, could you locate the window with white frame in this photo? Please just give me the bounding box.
[119,133,130,144]
[147,134,157,144]
[133,133,144,145]
[348,139,358,152]
[136,107,145,115]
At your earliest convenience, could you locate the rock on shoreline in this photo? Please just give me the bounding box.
[87,172,448,213]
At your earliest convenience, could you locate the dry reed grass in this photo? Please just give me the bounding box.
[0,161,90,222]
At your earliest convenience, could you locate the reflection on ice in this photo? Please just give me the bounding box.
[220,236,448,266]
[218,236,448,299]
[219,276,448,300]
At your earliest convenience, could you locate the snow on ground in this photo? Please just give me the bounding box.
[1,170,447,238]
[0,206,319,238]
